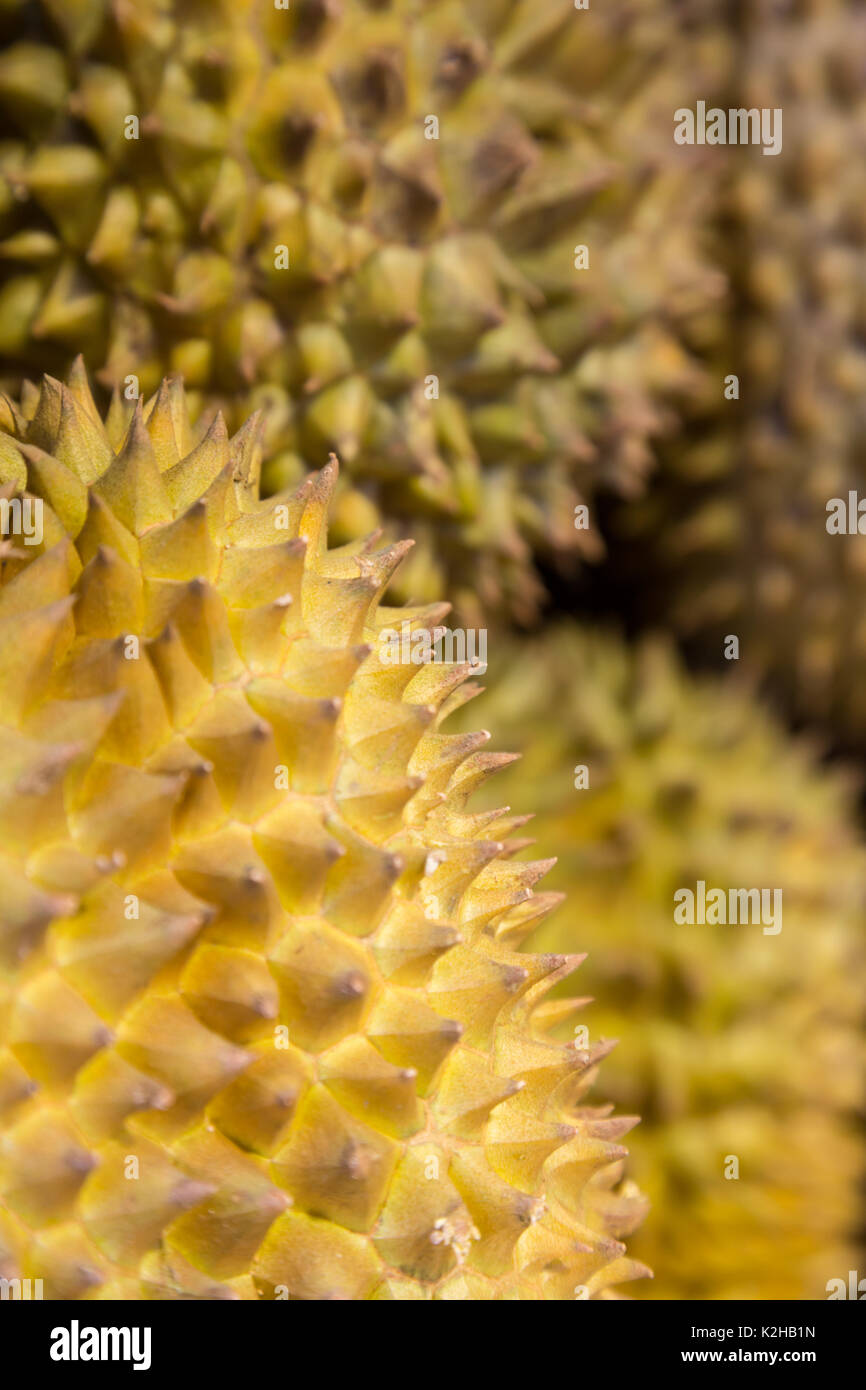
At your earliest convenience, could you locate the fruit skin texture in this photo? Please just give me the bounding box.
[0,366,647,1300]
[0,0,727,620]
[608,0,866,748]
[456,624,866,1300]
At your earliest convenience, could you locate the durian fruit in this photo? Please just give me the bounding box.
[455,624,866,1300]
[0,0,729,620]
[0,364,648,1301]
[607,0,866,748]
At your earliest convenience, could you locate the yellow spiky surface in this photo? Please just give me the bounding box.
[0,366,648,1300]
[455,624,866,1300]
[0,0,728,620]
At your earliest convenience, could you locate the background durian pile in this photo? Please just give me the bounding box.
[0,0,864,1301]
[0,0,729,620]
[454,628,865,1299]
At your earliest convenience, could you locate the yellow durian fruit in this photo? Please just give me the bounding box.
[0,365,648,1300]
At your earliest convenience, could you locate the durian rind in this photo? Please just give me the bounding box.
[0,366,647,1300]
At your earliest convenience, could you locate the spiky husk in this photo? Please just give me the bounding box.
[0,0,727,620]
[607,0,866,747]
[456,624,865,1299]
[0,366,648,1300]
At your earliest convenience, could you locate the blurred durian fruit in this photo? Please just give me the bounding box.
[0,0,729,620]
[607,0,866,748]
[455,624,866,1299]
[0,365,649,1300]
